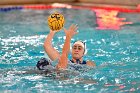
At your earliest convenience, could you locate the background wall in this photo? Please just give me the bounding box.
[0,0,139,7]
[0,0,76,5]
[78,0,140,6]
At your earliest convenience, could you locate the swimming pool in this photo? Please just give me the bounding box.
[0,5,140,93]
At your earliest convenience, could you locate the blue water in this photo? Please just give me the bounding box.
[0,8,140,93]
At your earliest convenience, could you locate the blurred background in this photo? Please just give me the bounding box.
[0,0,140,9]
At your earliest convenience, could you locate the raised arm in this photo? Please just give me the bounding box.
[44,30,60,61]
[57,24,78,69]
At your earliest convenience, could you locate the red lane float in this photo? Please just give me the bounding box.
[23,3,140,13]
[23,5,53,9]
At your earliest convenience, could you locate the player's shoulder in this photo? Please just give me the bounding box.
[86,60,96,67]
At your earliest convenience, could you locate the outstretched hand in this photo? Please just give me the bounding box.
[49,30,57,35]
[63,24,78,38]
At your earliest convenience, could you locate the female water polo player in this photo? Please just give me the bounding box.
[37,24,95,71]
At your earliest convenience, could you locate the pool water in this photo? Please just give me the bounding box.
[0,8,140,93]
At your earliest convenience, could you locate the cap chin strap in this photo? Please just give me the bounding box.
[75,56,83,64]
[76,59,81,64]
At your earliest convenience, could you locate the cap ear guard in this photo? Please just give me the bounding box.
[83,42,87,55]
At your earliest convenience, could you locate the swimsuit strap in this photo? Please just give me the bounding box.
[70,59,87,64]
[82,60,87,64]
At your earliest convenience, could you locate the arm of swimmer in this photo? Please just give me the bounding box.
[62,35,71,56]
[44,30,60,61]
[56,35,72,69]
[56,24,78,69]
[86,61,96,67]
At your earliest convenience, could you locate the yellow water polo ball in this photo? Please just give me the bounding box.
[48,12,65,31]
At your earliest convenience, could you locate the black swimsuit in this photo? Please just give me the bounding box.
[36,58,87,71]
[70,59,87,64]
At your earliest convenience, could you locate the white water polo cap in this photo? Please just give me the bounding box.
[73,41,87,55]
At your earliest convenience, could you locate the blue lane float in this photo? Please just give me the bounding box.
[0,6,23,12]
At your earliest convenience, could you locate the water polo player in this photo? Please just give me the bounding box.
[37,24,95,71]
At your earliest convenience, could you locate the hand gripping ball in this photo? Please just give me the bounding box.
[48,12,65,31]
